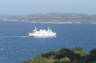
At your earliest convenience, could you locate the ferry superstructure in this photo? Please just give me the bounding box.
[28,27,56,38]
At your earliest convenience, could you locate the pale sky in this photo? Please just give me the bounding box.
[0,0,96,15]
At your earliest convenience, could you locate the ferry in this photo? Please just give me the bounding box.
[28,27,56,38]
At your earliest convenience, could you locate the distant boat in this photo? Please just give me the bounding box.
[28,27,56,38]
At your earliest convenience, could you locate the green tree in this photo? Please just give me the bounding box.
[25,56,56,63]
[73,47,89,56]
[88,48,96,61]
[60,57,71,63]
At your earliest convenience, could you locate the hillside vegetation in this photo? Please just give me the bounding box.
[24,47,96,63]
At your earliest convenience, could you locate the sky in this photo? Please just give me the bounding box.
[0,0,96,15]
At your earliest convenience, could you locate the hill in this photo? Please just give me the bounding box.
[24,47,96,63]
[0,13,96,24]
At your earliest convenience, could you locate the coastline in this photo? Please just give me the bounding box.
[0,13,96,24]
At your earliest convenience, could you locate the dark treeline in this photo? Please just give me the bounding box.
[24,47,96,63]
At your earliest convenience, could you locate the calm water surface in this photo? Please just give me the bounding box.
[0,22,96,63]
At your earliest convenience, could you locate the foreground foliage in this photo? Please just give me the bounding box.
[24,47,96,63]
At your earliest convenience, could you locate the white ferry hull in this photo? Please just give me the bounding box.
[28,33,56,38]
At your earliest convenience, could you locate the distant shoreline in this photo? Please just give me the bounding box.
[0,13,96,24]
[0,20,82,24]
[1,20,95,24]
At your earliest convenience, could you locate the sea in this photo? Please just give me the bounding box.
[0,21,96,63]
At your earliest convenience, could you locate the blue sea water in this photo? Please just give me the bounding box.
[0,22,96,63]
